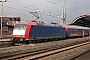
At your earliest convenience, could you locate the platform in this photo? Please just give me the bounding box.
[0,39,11,42]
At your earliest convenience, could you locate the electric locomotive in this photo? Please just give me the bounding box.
[12,21,66,44]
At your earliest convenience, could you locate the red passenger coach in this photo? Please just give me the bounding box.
[63,25,90,37]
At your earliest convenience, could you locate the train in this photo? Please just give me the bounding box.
[12,21,90,44]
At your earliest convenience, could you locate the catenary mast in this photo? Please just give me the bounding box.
[62,0,66,25]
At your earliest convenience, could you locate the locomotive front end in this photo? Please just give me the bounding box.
[12,22,37,44]
[12,23,27,44]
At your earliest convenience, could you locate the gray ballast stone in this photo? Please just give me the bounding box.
[0,37,90,58]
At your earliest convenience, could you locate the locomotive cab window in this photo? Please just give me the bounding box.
[14,24,27,30]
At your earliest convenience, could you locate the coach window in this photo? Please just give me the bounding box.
[71,29,73,33]
[73,29,74,33]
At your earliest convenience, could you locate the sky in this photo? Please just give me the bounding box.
[0,0,90,24]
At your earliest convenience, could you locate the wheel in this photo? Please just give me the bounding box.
[26,40,31,44]
[32,40,36,44]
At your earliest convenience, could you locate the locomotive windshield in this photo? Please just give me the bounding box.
[14,24,27,30]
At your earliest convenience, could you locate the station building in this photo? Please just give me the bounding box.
[0,16,21,38]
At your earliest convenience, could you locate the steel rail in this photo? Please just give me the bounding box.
[3,42,89,60]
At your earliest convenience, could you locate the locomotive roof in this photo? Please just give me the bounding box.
[15,21,37,25]
[15,21,62,27]
[35,21,62,27]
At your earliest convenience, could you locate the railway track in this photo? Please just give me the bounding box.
[70,50,90,60]
[69,49,90,60]
[0,37,89,48]
[1,41,89,60]
[0,39,12,48]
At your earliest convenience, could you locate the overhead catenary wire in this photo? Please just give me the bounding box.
[45,0,82,14]
[7,0,61,18]
[0,5,59,21]
[0,0,38,20]
[0,0,83,23]
[8,0,40,10]
[0,5,29,12]
[11,0,82,16]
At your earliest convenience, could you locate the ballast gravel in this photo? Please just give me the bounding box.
[0,37,90,58]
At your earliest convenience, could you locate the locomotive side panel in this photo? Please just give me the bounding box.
[29,25,66,40]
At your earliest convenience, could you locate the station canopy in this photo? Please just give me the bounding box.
[70,14,90,27]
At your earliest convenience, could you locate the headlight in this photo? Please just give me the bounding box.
[23,36,25,37]
[26,39,29,40]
